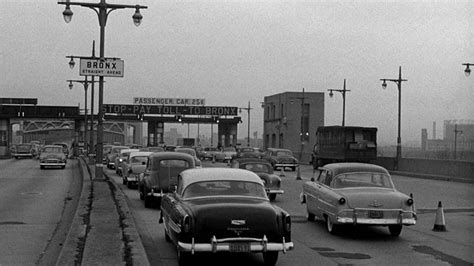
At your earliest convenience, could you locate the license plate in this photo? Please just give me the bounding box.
[368,210,384,218]
[229,243,250,253]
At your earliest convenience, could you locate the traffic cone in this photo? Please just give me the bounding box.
[432,201,447,232]
[279,167,285,177]
[296,166,302,180]
[212,156,215,164]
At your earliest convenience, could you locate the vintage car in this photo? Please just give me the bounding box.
[233,146,262,160]
[12,143,34,159]
[106,145,129,169]
[39,145,67,169]
[114,148,139,175]
[263,148,299,171]
[231,158,283,201]
[199,146,219,161]
[300,163,416,236]
[175,147,202,167]
[143,146,164,153]
[160,168,293,266]
[217,146,237,162]
[122,151,152,189]
[138,152,195,208]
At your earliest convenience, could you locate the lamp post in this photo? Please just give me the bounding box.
[453,124,463,160]
[239,101,252,146]
[462,63,473,77]
[67,77,98,154]
[380,66,407,170]
[67,41,97,157]
[59,0,147,179]
[328,79,351,127]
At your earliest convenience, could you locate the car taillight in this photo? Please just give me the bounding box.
[338,197,346,205]
[182,215,191,233]
[407,198,414,206]
[283,214,291,232]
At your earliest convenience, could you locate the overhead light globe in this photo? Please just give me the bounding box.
[63,5,73,23]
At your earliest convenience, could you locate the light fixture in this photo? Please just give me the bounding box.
[69,81,73,90]
[465,65,471,77]
[381,80,387,89]
[329,90,334,98]
[62,4,73,23]
[132,6,143,27]
[69,57,75,69]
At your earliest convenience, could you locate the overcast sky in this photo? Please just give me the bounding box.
[1,0,473,146]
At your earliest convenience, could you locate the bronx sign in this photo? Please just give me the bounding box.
[79,58,124,77]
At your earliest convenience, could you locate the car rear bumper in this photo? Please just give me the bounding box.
[275,163,298,168]
[336,208,416,226]
[267,189,284,195]
[178,236,294,254]
[40,162,66,167]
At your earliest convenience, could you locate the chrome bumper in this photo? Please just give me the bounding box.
[267,189,284,195]
[178,235,294,254]
[336,208,417,226]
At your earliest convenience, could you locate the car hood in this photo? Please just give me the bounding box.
[338,188,410,209]
[185,197,285,241]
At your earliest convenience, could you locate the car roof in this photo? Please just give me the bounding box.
[129,151,153,157]
[120,149,139,154]
[43,145,62,148]
[320,163,389,176]
[149,152,195,162]
[180,168,263,188]
[267,148,291,152]
[233,158,271,165]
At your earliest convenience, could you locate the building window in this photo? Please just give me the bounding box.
[279,133,284,148]
[271,134,276,148]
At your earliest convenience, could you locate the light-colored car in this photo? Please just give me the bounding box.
[114,149,139,175]
[175,147,202,168]
[39,145,67,169]
[13,143,34,159]
[122,151,152,189]
[301,163,416,236]
[200,146,219,161]
[106,145,129,169]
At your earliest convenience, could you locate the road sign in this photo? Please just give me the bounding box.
[103,104,238,116]
[79,58,124,77]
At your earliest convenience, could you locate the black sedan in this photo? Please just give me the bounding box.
[160,168,294,266]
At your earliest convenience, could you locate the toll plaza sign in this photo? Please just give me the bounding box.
[104,104,238,116]
[80,58,124,77]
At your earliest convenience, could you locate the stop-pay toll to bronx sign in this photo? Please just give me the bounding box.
[79,58,124,77]
[103,104,238,116]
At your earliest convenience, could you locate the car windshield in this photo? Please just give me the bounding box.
[104,147,112,153]
[333,172,394,189]
[131,156,148,164]
[43,147,63,153]
[176,149,196,156]
[242,163,271,174]
[223,147,236,152]
[183,180,267,199]
[240,148,254,152]
[276,150,292,156]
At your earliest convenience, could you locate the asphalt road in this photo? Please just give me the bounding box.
[106,161,474,266]
[0,157,81,265]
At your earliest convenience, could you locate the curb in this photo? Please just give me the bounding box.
[389,170,474,184]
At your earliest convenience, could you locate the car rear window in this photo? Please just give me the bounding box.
[131,156,147,164]
[43,147,63,153]
[183,180,267,199]
[242,163,271,174]
[333,172,394,189]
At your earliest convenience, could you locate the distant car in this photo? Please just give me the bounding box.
[13,143,34,159]
[301,163,416,236]
[264,148,299,171]
[234,146,262,159]
[115,149,140,176]
[200,146,219,161]
[165,145,177,152]
[175,147,202,167]
[122,151,152,189]
[106,145,129,169]
[138,152,195,208]
[231,158,283,201]
[39,145,67,169]
[160,168,294,266]
[102,144,113,164]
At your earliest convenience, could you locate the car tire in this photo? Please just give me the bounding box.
[307,212,315,221]
[262,251,279,266]
[292,167,296,171]
[177,249,190,266]
[389,225,402,237]
[269,194,276,201]
[144,195,152,208]
[326,216,339,234]
[127,181,133,189]
[122,178,126,185]
[61,166,65,169]
[40,165,44,170]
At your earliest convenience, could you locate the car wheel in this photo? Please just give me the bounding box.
[61,166,65,169]
[40,165,44,170]
[177,249,190,266]
[389,225,402,236]
[127,181,133,189]
[144,195,152,208]
[122,178,126,185]
[326,216,339,234]
[269,194,276,201]
[292,167,296,171]
[262,251,279,266]
[307,212,315,221]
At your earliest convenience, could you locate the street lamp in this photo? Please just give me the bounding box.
[462,63,473,77]
[328,79,351,127]
[453,124,463,160]
[380,66,407,170]
[239,101,252,147]
[58,0,147,179]
[67,77,98,154]
[67,41,98,158]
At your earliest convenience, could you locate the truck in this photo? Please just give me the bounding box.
[311,126,377,169]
